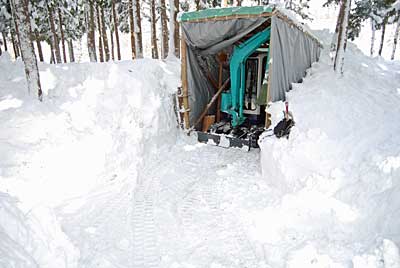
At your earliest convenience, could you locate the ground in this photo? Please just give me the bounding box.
[1,29,400,268]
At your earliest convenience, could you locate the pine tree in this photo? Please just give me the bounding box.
[87,0,97,62]
[133,0,143,58]
[150,0,159,58]
[11,0,42,100]
[391,11,400,59]
[57,7,67,63]
[129,0,136,59]
[99,2,110,61]
[111,0,121,60]
[160,0,168,59]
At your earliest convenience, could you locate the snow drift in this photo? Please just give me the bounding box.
[0,52,180,266]
[258,30,400,267]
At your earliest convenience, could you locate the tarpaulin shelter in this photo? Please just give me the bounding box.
[177,6,322,130]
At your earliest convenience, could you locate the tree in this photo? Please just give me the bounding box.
[168,0,179,58]
[47,2,62,63]
[99,1,110,61]
[391,11,400,59]
[111,0,121,60]
[87,0,97,62]
[159,0,168,58]
[150,0,159,58]
[133,0,143,58]
[57,6,67,63]
[11,0,42,100]
[129,0,136,59]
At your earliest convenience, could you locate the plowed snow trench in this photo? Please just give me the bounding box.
[58,141,274,268]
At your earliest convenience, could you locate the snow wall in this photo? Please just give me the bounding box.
[258,31,400,266]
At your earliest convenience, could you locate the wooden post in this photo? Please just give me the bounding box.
[181,35,190,130]
[265,44,273,128]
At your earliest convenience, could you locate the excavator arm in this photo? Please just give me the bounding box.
[221,27,271,127]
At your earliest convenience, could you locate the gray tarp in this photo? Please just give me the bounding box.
[181,15,321,127]
[269,16,321,101]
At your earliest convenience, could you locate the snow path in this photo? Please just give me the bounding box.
[57,140,278,268]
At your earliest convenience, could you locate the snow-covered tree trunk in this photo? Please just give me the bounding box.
[2,32,7,52]
[87,1,97,62]
[221,0,228,7]
[96,4,104,62]
[47,4,62,64]
[12,0,42,101]
[391,17,400,60]
[370,18,376,56]
[57,7,67,63]
[237,0,242,6]
[378,16,387,56]
[160,0,168,59]
[100,6,110,61]
[34,31,44,62]
[129,0,136,59]
[68,39,75,62]
[111,0,121,60]
[133,0,143,58]
[168,0,180,58]
[150,0,159,59]
[333,0,351,74]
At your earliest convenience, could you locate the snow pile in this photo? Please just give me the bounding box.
[0,52,180,266]
[0,192,79,267]
[258,30,400,267]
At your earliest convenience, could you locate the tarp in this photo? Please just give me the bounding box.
[179,6,273,22]
[180,9,321,127]
[269,16,321,101]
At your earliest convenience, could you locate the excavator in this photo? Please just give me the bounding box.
[197,28,272,150]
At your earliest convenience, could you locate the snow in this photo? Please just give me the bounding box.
[259,30,400,267]
[1,11,400,268]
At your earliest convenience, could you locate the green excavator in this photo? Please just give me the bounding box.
[197,27,271,150]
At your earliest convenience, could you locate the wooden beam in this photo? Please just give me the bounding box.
[181,35,190,130]
[192,78,230,130]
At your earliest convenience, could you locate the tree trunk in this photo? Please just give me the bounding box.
[2,32,8,51]
[133,0,143,58]
[96,4,104,62]
[87,1,97,62]
[11,30,20,58]
[378,17,387,57]
[12,0,42,101]
[333,0,351,74]
[150,0,159,59]
[57,7,67,63]
[195,0,200,10]
[160,0,168,59]
[47,4,62,64]
[111,0,121,60]
[174,0,180,57]
[68,39,75,62]
[110,26,115,60]
[35,31,44,62]
[49,41,55,63]
[370,18,375,56]
[100,6,110,61]
[10,0,20,58]
[129,0,136,59]
[237,0,242,6]
[391,17,400,60]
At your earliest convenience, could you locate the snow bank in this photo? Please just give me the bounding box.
[258,30,400,267]
[0,53,180,267]
[0,53,180,207]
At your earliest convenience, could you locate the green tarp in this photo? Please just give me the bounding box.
[178,6,274,22]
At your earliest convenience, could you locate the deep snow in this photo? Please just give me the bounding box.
[1,31,400,268]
